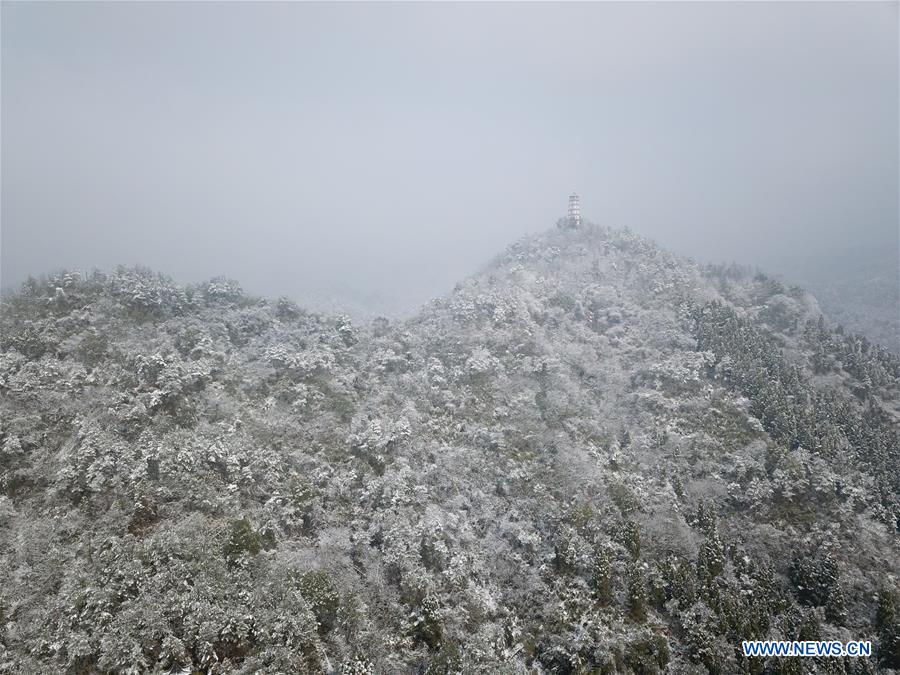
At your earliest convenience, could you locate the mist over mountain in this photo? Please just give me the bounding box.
[3,1,898,337]
[2,224,898,673]
[791,247,900,357]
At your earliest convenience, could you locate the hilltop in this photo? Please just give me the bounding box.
[1,224,898,673]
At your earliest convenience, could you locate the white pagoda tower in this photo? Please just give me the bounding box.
[567,192,582,227]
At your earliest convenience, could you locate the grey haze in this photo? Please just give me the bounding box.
[2,2,897,323]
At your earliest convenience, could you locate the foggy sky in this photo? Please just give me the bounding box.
[2,2,897,316]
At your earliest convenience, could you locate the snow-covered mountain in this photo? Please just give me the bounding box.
[1,224,898,673]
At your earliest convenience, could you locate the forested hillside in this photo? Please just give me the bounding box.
[1,224,898,674]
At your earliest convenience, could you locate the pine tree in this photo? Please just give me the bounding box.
[594,547,614,606]
[876,588,900,669]
[627,562,648,623]
[618,520,641,561]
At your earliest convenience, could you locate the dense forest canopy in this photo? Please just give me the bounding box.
[1,224,898,674]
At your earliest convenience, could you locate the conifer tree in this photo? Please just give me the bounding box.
[627,562,648,623]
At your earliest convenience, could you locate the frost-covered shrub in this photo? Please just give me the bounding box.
[263,344,336,380]
[223,518,262,563]
[341,655,376,674]
[625,629,670,675]
[74,331,108,368]
[202,276,244,305]
[297,570,340,634]
[275,296,303,321]
[130,352,211,427]
[465,346,501,377]
[636,351,715,394]
[789,550,845,622]
[10,325,47,360]
[173,323,215,360]
[336,316,356,346]
[409,594,443,650]
[110,267,188,318]
[371,346,407,374]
